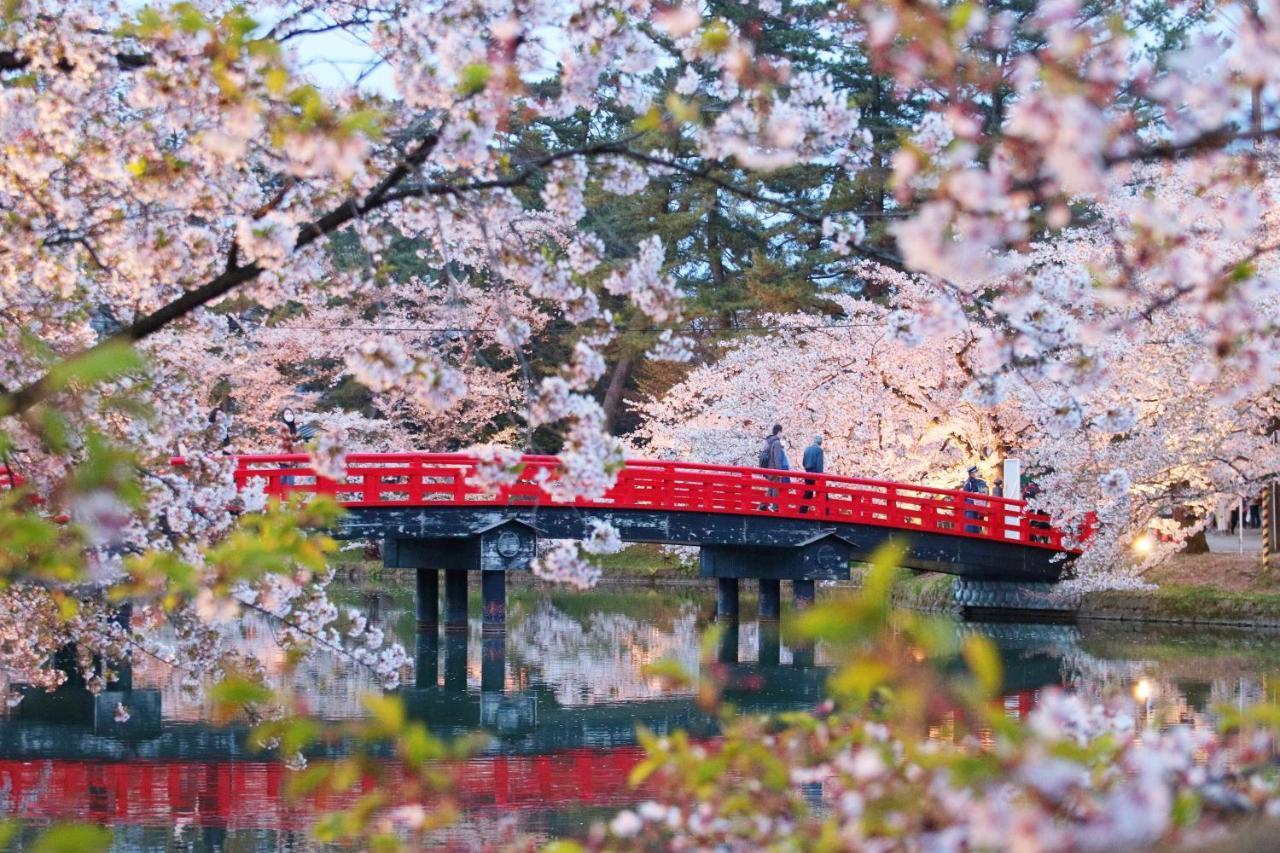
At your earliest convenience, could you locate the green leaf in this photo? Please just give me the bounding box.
[45,342,144,392]
[961,634,1003,697]
[457,63,492,97]
[541,842,586,853]
[361,693,405,735]
[702,21,729,51]
[264,67,289,95]
[33,824,112,853]
[210,676,273,710]
[641,657,693,688]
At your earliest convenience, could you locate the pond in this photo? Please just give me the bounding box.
[0,577,1276,850]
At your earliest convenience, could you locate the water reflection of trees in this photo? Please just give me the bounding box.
[505,600,704,705]
[123,610,402,722]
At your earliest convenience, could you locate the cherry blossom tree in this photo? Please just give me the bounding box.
[3,4,1280,828]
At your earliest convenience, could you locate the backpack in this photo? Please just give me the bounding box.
[757,447,770,468]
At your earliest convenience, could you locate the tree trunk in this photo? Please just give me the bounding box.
[601,356,634,433]
[707,188,726,288]
[1173,506,1211,554]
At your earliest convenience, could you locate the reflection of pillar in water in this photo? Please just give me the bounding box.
[481,631,506,693]
[716,577,739,621]
[758,579,780,621]
[758,622,781,666]
[110,602,133,692]
[481,570,506,629]
[415,631,439,689]
[363,590,381,624]
[416,569,439,631]
[792,640,815,669]
[444,570,468,630]
[717,621,740,664]
[793,579,815,609]
[443,631,468,693]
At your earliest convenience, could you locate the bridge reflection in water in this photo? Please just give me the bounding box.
[0,619,1071,834]
[0,611,1258,842]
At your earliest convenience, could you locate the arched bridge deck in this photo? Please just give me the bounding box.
[224,454,1082,622]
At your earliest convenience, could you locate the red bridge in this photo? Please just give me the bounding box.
[214,453,1086,624]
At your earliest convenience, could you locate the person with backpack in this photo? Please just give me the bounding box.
[757,424,790,511]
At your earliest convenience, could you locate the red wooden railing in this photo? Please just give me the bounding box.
[222,453,1086,552]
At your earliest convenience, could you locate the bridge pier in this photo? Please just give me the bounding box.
[482,570,506,630]
[793,579,815,609]
[716,578,739,621]
[700,532,851,617]
[758,579,781,621]
[444,570,468,630]
[416,569,439,631]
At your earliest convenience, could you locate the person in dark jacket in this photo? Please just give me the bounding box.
[800,436,824,514]
[961,465,989,533]
[759,424,789,510]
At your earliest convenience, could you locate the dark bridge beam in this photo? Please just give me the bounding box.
[385,520,539,630]
[354,506,1068,582]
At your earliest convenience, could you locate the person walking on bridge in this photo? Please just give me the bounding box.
[960,465,989,533]
[758,424,789,511]
[800,435,824,514]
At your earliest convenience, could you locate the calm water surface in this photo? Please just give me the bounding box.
[0,576,1277,850]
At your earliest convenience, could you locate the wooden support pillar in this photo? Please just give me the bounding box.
[444,570,468,630]
[793,579,815,609]
[716,577,739,621]
[758,579,781,621]
[415,631,439,689]
[482,570,506,630]
[415,569,439,631]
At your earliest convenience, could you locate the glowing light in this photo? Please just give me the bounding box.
[1132,534,1155,557]
[1134,678,1154,701]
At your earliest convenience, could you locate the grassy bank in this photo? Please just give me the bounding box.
[871,550,1280,629]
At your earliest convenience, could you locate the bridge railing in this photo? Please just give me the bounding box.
[225,453,1086,552]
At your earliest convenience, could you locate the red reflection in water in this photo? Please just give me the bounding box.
[0,748,648,831]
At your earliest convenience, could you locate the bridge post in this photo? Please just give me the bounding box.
[758,579,781,621]
[482,570,506,629]
[415,569,439,631]
[793,579,815,609]
[444,570,468,630]
[716,577,739,621]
